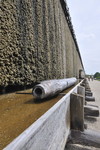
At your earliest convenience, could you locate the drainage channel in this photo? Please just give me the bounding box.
[0,85,75,149]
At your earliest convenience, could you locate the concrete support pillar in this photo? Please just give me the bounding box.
[70,93,84,131]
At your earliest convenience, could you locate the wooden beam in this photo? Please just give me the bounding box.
[87,104,99,108]
[68,129,100,148]
[85,91,93,96]
[84,105,99,117]
[85,88,91,92]
[77,86,85,104]
[85,96,95,102]
[70,93,84,131]
[65,143,100,150]
[77,86,85,97]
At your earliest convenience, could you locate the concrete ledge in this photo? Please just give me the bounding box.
[4,81,83,150]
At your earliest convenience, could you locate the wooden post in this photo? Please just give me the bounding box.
[84,105,99,117]
[85,88,91,91]
[77,86,85,96]
[70,93,84,131]
[85,91,93,96]
[85,96,95,102]
[77,86,85,104]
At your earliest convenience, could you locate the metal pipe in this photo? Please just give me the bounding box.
[32,77,77,99]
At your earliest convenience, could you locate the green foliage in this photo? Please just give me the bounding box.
[94,72,100,79]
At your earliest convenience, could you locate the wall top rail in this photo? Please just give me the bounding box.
[4,80,84,150]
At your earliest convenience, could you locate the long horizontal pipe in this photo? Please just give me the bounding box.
[32,77,77,99]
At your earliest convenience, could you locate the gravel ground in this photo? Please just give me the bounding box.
[85,80,100,131]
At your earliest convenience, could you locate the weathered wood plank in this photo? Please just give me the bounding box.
[77,86,85,104]
[70,93,84,131]
[65,143,100,150]
[85,96,95,102]
[85,91,93,96]
[68,129,100,148]
[84,105,99,117]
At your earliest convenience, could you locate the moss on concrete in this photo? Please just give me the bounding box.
[0,0,84,88]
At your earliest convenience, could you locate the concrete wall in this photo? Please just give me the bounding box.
[0,0,84,88]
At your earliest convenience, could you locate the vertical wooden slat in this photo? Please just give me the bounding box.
[70,93,84,131]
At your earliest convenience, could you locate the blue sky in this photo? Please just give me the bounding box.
[66,0,100,75]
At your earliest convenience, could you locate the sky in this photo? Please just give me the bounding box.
[66,0,100,75]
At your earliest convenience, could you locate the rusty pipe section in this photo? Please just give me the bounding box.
[32,77,77,99]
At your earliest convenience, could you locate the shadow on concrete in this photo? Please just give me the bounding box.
[16,92,32,95]
[24,94,61,104]
[24,98,53,104]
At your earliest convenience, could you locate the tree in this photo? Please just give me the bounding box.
[94,72,100,78]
